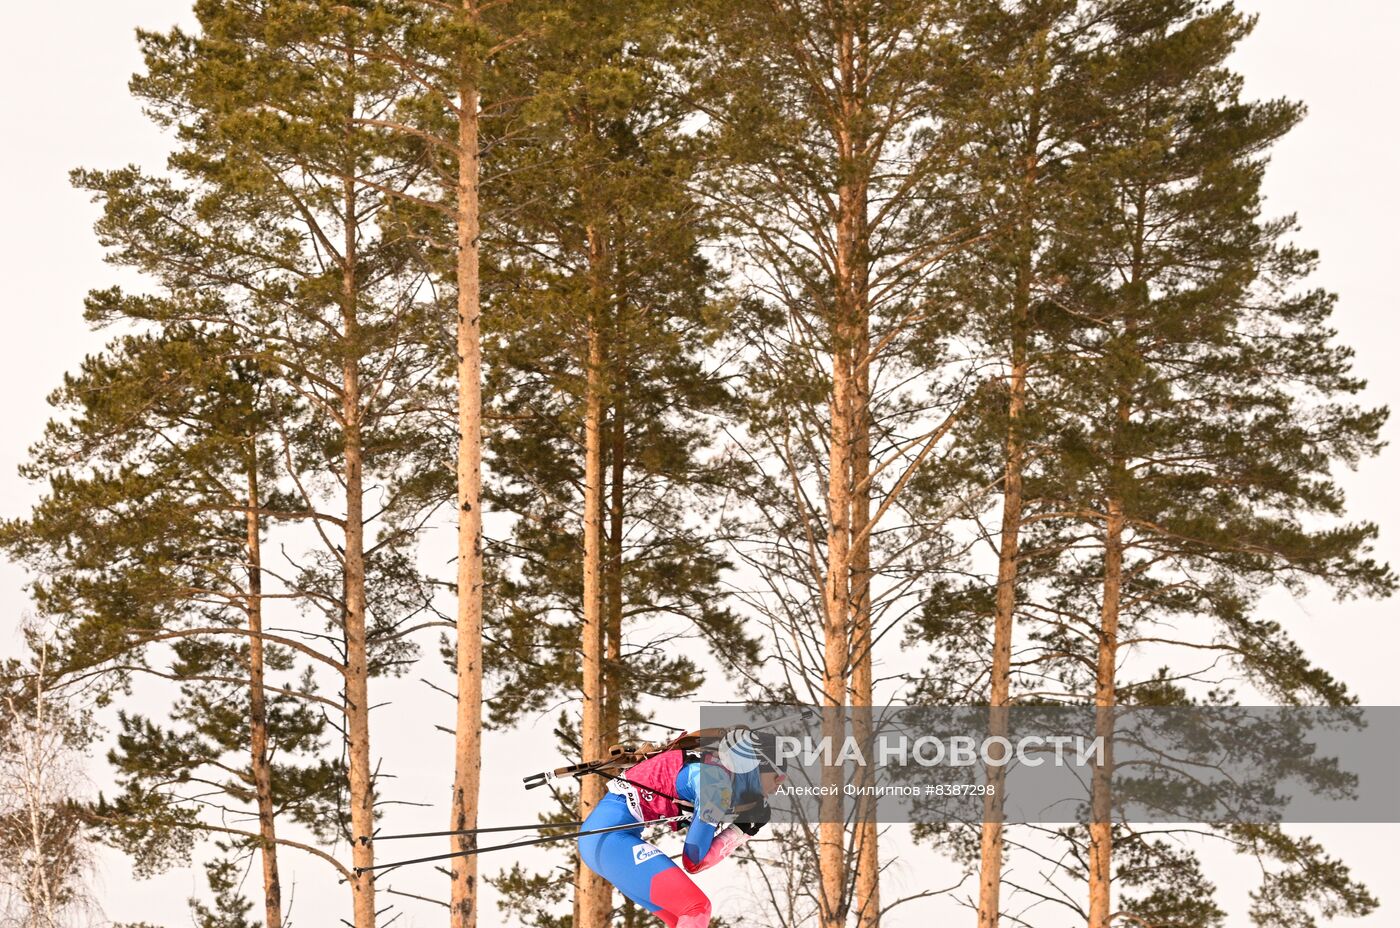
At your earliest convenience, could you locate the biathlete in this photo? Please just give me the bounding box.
[577,729,786,928]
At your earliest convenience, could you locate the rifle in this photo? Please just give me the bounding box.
[521,707,816,791]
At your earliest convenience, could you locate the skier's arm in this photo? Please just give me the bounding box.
[682,816,720,870]
[677,763,732,870]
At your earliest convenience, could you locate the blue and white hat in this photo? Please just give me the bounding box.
[717,728,763,773]
[715,728,784,800]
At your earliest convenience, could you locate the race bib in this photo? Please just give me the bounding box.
[607,778,645,821]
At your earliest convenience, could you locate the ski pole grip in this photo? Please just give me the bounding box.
[522,771,549,790]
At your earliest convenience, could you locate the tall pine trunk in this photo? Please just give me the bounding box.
[245,459,283,928]
[341,171,377,928]
[821,321,854,928]
[821,20,869,924]
[1088,217,1146,928]
[851,261,879,928]
[977,137,1037,928]
[975,351,1026,928]
[1087,497,1123,928]
[576,225,612,928]
[450,5,486,922]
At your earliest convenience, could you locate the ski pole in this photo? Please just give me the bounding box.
[352,815,686,876]
[357,820,586,845]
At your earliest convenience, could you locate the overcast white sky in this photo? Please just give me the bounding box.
[2,3,1397,927]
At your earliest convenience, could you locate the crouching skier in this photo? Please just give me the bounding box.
[577,729,785,927]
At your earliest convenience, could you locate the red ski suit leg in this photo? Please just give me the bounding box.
[649,866,711,927]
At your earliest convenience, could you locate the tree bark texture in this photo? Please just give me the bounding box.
[821,18,870,927]
[245,460,284,928]
[1087,498,1123,928]
[341,169,377,928]
[851,237,879,928]
[576,224,613,928]
[450,8,486,922]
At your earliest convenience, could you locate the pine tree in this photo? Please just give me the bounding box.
[901,5,1392,924]
[693,1,985,922]
[340,3,515,918]
[475,3,756,924]
[28,5,445,925]
[1025,4,1392,925]
[925,4,1079,922]
[911,3,1185,924]
[3,327,336,927]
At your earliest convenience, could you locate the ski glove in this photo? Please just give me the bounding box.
[683,824,748,874]
[735,798,771,836]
